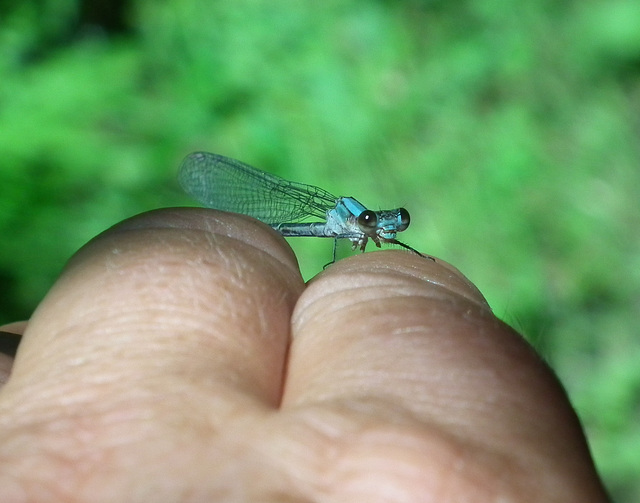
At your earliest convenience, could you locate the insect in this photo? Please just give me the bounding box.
[179,152,431,263]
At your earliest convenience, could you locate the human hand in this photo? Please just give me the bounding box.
[0,209,610,502]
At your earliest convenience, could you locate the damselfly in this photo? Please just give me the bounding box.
[178,152,430,263]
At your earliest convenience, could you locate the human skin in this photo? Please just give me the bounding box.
[0,208,610,502]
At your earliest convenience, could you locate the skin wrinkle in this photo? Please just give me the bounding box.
[313,408,502,503]
[326,253,489,307]
[109,208,300,275]
[161,226,300,356]
[291,286,421,334]
[293,261,490,336]
[291,288,473,354]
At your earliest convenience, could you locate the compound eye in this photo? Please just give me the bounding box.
[397,208,410,231]
[357,210,378,233]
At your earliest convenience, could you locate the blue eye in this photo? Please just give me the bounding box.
[397,208,410,231]
[357,210,378,232]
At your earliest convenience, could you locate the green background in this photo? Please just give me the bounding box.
[1,0,638,500]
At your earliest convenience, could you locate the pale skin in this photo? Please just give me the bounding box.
[0,208,610,502]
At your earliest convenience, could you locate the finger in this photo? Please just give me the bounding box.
[284,251,492,409]
[3,208,304,423]
[0,321,28,337]
[283,252,596,485]
[0,322,27,386]
[0,329,23,359]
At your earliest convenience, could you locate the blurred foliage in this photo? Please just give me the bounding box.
[1,0,639,499]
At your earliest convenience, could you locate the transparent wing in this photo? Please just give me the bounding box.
[178,152,337,223]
